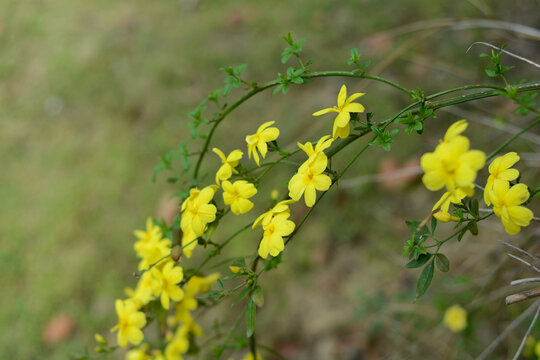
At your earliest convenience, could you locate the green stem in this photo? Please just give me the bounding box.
[486,116,540,161]
[192,70,418,179]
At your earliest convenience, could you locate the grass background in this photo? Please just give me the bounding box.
[1,0,539,358]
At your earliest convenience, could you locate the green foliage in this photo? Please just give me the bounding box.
[369,126,399,151]
[347,47,371,73]
[281,32,306,64]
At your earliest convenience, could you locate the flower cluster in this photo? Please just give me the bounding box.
[421,120,486,218]
[483,152,533,234]
[288,136,333,207]
[180,186,218,258]
[253,200,296,259]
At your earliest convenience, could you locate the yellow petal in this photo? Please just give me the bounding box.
[334,123,350,139]
[337,85,347,108]
[444,120,468,142]
[312,107,338,116]
[344,92,365,105]
[507,205,533,226]
[335,110,350,128]
[460,150,486,170]
[505,183,530,206]
[257,121,275,133]
[304,184,317,207]
[212,148,227,162]
[422,171,446,191]
[342,102,365,113]
[261,127,279,142]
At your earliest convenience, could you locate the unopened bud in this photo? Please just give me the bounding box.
[94,333,107,345]
[229,265,242,274]
[171,245,182,262]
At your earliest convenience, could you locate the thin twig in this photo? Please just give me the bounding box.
[466,42,540,69]
[506,288,540,305]
[512,302,540,360]
[507,253,540,273]
[476,300,540,360]
[511,278,540,286]
[502,241,538,261]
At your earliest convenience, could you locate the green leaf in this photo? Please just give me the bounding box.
[416,260,435,299]
[435,254,450,272]
[251,286,264,307]
[430,217,437,234]
[246,297,256,337]
[406,253,433,268]
[217,279,224,290]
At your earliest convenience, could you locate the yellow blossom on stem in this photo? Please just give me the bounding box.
[111,299,147,347]
[126,343,150,360]
[312,84,365,139]
[432,187,474,213]
[222,180,257,215]
[443,305,467,333]
[180,185,217,236]
[164,327,189,360]
[433,211,459,223]
[489,180,533,235]
[258,213,295,259]
[151,261,184,310]
[245,121,280,166]
[134,218,171,268]
[288,165,332,207]
[252,199,295,229]
[484,152,520,205]
[125,271,156,308]
[421,120,485,194]
[212,147,243,184]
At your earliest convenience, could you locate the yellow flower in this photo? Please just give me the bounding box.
[126,344,150,360]
[432,187,473,213]
[164,327,189,360]
[125,271,156,308]
[151,260,184,310]
[222,180,258,215]
[490,180,533,235]
[421,121,485,194]
[212,148,243,184]
[245,121,280,166]
[288,165,331,207]
[180,186,217,236]
[252,199,295,229]
[297,135,334,172]
[111,299,147,347]
[484,152,520,206]
[442,305,467,333]
[134,218,171,269]
[258,213,295,259]
[433,211,459,223]
[312,85,365,139]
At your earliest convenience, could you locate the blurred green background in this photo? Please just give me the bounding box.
[1,0,539,359]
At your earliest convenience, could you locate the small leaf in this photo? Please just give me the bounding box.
[217,279,224,290]
[251,286,264,307]
[246,298,256,337]
[416,260,435,299]
[435,253,450,272]
[406,253,433,268]
[430,216,437,234]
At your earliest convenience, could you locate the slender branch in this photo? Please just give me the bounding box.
[512,302,540,360]
[486,117,540,161]
[507,253,540,273]
[476,300,540,360]
[506,288,540,305]
[511,278,540,286]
